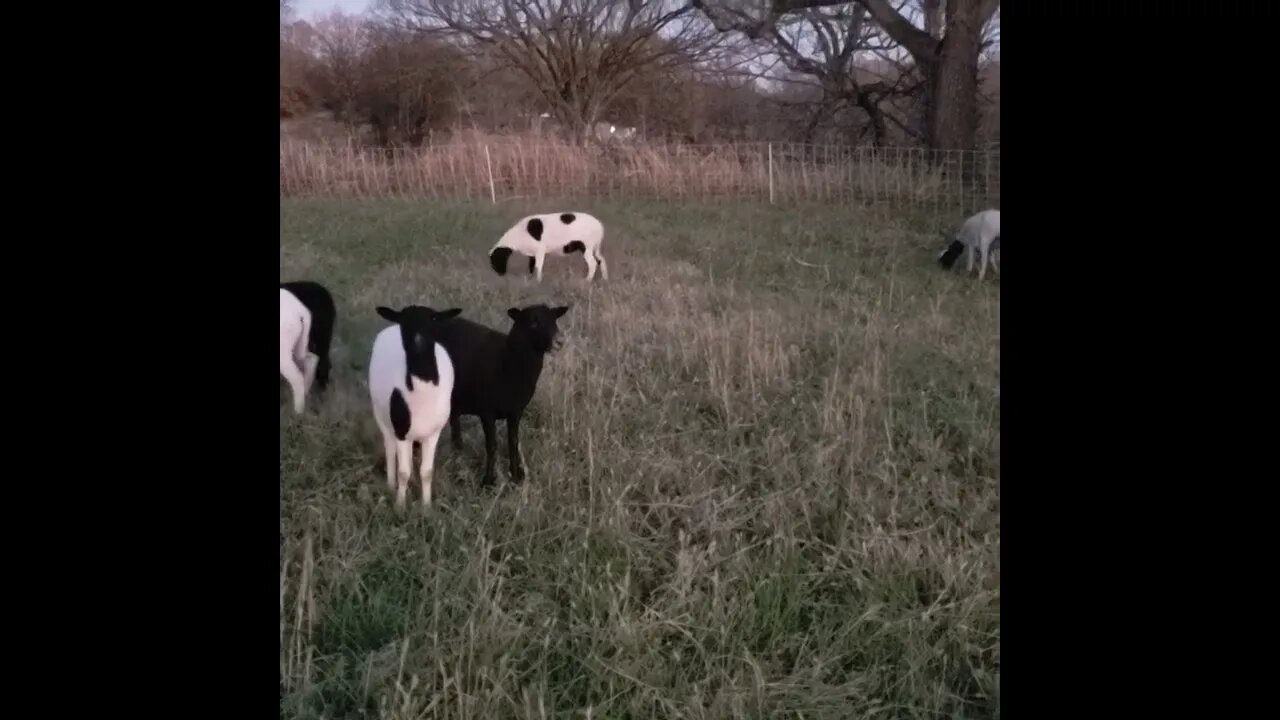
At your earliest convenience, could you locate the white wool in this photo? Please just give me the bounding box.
[280,288,317,414]
[955,209,1001,280]
[958,209,1000,246]
[368,326,454,509]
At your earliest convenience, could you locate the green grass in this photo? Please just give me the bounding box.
[280,198,1000,719]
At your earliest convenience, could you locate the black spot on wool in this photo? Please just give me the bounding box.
[389,389,411,440]
[526,218,544,241]
[560,213,576,224]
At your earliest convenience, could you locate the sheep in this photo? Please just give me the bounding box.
[592,122,638,144]
[938,209,1001,280]
[368,304,462,509]
[488,212,608,282]
[280,281,337,392]
[280,287,319,414]
[434,304,571,486]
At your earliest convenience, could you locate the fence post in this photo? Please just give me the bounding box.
[484,144,497,204]
[984,148,993,206]
[767,143,774,204]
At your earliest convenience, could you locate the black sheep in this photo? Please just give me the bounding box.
[436,304,570,485]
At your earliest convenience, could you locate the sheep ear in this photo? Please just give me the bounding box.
[507,308,521,322]
[376,306,399,322]
[552,305,570,318]
[439,308,462,319]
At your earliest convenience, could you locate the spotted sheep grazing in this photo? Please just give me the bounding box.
[279,283,333,414]
[489,212,608,282]
[368,305,462,509]
[434,304,571,486]
[938,209,1001,280]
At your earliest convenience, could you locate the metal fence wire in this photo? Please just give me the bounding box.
[280,139,1001,215]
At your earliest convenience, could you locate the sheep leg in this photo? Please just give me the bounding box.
[394,440,412,509]
[419,429,441,510]
[301,352,319,394]
[595,249,608,280]
[978,244,989,281]
[280,350,308,414]
[991,247,1000,274]
[507,416,524,482]
[534,249,546,283]
[480,415,498,486]
[450,413,464,450]
[965,245,975,273]
[583,250,598,281]
[382,433,397,493]
[314,355,330,392]
[312,327,332,393]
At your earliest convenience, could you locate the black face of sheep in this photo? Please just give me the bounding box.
[490,247,513,275]
[377,304,461,327]
[507,304,569,354]
[937,232,965,269]
[377,305,463,359]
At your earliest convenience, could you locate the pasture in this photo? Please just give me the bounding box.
[280,198,1000,719]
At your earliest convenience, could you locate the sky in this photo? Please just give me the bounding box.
[292,0,368,20]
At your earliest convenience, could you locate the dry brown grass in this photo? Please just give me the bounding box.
[280,197,1000,719]
[279,133,1001,214]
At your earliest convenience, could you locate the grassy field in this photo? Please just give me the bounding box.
[280,198,1000,719]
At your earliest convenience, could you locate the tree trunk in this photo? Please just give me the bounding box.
[856,0,996,151]
[803,98,835,143]
[928,0,985,152]
[855,91,887,147]
[695,0,995,149]
[923,0,944,39]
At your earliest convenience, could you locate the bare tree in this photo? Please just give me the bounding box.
[381,0,725,142]
[692,0,999,151]
[311,13,372,125]
[281,18,319,117]
[716,3,912,145]
[357,27,470,145]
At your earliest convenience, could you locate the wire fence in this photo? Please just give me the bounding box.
[280,138,1000,214]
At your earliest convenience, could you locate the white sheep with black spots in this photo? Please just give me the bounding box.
[488,211,608,282]
[368,304,462,509]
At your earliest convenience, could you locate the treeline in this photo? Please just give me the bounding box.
[279,0,999,150]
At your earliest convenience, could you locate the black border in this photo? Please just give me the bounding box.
[1005,3,1246,713]
[33,3,281,713]
[35,1,1250,715]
